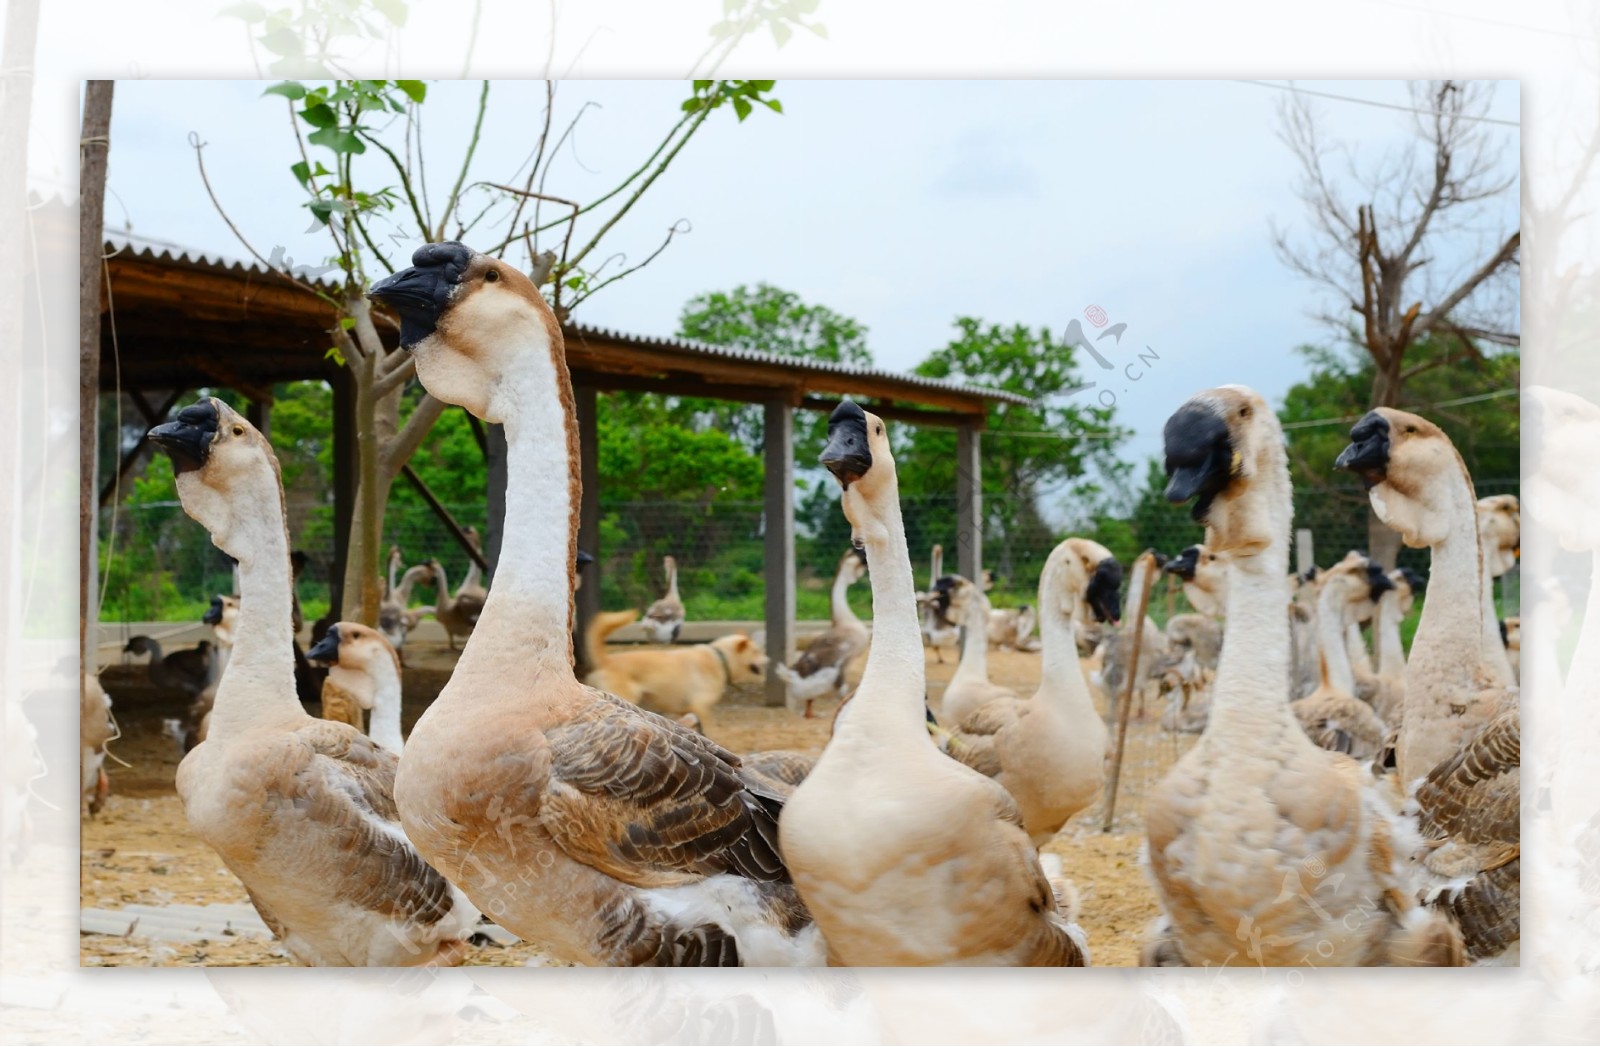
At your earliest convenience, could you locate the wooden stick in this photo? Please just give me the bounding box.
[1102,549,1159,833]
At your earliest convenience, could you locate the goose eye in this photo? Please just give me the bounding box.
[875,424,883,435]
[484,269,500,283]
[231,425,245,436]
[1406,425,1417,433]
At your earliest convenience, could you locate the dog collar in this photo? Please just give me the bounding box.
[710,642,732,684]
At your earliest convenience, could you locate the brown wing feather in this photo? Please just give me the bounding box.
[280,722,458,926]
[791,632,852,676]
[740,750,816,789]
[1291,693,1388,759]
[540,692,790,887]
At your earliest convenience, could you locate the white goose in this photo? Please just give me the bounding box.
[371,242,822,967]
[147,398,479,966]
[643,555,687,643]
[778,400,1088,966]
[940,537,1119,844]
[936,575,1019,725]
[774,547,869,718]
[919,544,959,661]
[1142,385,1461,967]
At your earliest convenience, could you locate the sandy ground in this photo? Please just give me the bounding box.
[84,638,1193,968]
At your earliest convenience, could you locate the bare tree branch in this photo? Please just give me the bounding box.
[1413,231,1520,337]
[383,393,447,476]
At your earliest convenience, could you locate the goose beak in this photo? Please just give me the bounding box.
[1334,411,1391,489]
[305,624,341,666]
[821,401,872,489]
[202,596,224,626]
[1366,563,1396,600]
[1163,402,1234,521]
[367,242,473,348]
[1165,546,1200,580]
[148,399,220,474]
[1087,557,1124,625]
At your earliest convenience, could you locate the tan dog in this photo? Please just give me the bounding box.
[583,610,768,733]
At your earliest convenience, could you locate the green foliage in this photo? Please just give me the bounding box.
[682,80,783,121]
[222,0,410,78]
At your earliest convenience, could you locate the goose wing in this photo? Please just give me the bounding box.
[284,721,460,926]
[740,750,816,790]
[790,629,859,677]
[644,597,684,626]
[539,691,788,888]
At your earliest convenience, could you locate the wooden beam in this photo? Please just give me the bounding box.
[763,399,796,708]
[570,368,804,407]
[797,395,986,430]
[463,408,488,458]
[956,423,982,583]
[400,464,490,572]
[574,386,601,675]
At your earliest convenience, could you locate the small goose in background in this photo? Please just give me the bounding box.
[148,396,479,966]
[919,544,959,661]
[123,635,211,700]
[82,674,116,816]
[936,575,1020,725]
[307,623,406,752]
[427,556,484,650]
[775,547,869,718]
[643,554,686,643]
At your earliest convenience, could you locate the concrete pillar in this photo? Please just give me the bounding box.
[763,399,795,708]
[956,422,982,583]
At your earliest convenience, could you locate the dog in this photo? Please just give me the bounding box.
[583,609,768,734]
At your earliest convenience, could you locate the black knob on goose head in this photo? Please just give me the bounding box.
[1334,411,1392,489]
[1165,545,1201,580]
[367,242,475,348]
[305,623,342,665]
[148,399,221,474]
[820,400,872,489]
[1162,402,1234,522]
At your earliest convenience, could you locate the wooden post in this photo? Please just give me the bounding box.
[1102,549,1158,833]
[329,369,356,618]
[956,422,982,583]
[484,423,507,574]
[763,399,795,708]
[399,464,489,571]
[1295,528,1314,578]
[574,385,601,673]
[79,79,113,668]
[246,392,273,440]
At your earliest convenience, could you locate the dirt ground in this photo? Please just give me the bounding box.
[84,638,1193,968]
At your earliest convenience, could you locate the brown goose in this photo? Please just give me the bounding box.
[146,397,479,966]
[371,242,823,966]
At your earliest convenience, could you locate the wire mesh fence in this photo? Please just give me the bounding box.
[96,481,1522,626]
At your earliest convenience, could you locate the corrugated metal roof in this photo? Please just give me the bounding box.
[104,232,1030,408]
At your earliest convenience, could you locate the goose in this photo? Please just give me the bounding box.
[1142,385,1462,967]
[1500,616,1520,683]
[986,604,1040,651]
[307,622,405,752]
[936,575,1019,725]
[940,537,1120,844]
[1288,554,1393,760]
[919,544,959,661]
[1092,613,1168,721]
[371,242,823,966]
[642,555,686,643]
[1161,545,1224,671]
[1475,494,1520,686]
[774,547,870,718]
[378,552,432,655]
[778,400,1088,965]
[123,635,211,700]
[427,557,484,650]
[1372,567,1425,727]
[458,526,489,603]
[82,673,115,816]
[163,595,239,755]
[146,397,480,966]
[1336,408,1521,961]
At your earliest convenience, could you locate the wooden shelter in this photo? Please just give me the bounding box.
[96,234,1024,702]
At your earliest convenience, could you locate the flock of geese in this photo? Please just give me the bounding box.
[91,241,1517,967]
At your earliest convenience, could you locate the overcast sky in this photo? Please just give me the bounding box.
[102,78,1520,468]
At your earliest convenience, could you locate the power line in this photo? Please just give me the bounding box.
[1279,387,1518,430]
[1233,79,1521,128]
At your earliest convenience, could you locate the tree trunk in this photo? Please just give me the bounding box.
[79,80,114,665]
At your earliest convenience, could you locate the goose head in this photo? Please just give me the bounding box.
[306,622,399,680]
[1389,566,1426,615]
[1318,554,1391,625]
[1165,543,1227,612]
[1335,408,1468,549]
[367,241,559,423]
[938,575,991,627]
[838,546,868,584]
[1048,538,1123,626]
[1162,385,1286,555]
[148,399,284,563]
[820,400,898,547]
[1475,494,1520,578]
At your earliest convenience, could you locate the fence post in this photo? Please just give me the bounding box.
[1295,528,1314,578]
[574,385,601,673]
[763,399,795,708]
[956,422,982,583]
